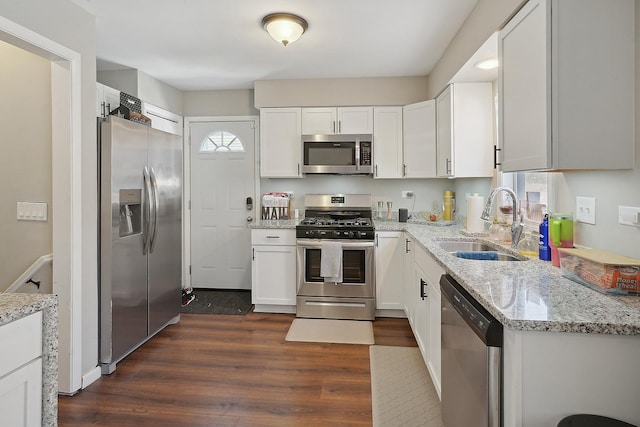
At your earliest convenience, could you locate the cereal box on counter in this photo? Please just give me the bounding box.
[558,248,640,295]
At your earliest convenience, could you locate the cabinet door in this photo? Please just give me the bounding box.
[375,231,404,310]
[337,107,373,134]
[403,100,436,178]
[251,245,297,305]
[301,107,337,134]
[435,86,453,177]
[103,85,121,116]
[260,108,302,177]
[499,0,549,172]
[0,358,42,427]
[403,235,416,324]
[96,83,105,117]
[414,265,430,365]
[452,83,494,178]
[373,107,403,178]
[428,284,441,396]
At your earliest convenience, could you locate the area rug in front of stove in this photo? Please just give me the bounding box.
[370,345,443,427]
[285,318,374,344]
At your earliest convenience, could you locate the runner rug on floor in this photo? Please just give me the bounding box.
[180,289,253,315]
[370,345,443,427]
[285,318,374,344]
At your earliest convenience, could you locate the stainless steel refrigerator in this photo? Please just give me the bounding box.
[98,115,182,374]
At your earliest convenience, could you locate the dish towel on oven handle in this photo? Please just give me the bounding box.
[321,241,343,283]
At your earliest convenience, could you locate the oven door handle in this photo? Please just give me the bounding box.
[296,239,375,249]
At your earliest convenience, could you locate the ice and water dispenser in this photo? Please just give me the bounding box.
[119,189,142,237]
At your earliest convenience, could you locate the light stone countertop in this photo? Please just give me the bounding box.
[249,219,299,229]
[0,293,58,424]
[252,217,640,335]
[377,220,640,335]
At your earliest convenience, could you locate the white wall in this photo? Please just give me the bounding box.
[427,0,526,98]
[254,76,429,108]
[183,89,258,117]
[98,69,184,114]
[0,0,98,392]
[261,176,453,219]
[0,40,52,291]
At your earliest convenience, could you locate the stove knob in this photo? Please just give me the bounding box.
[358,231,367,238]
[347,231,355,238]
[333,230,341,238]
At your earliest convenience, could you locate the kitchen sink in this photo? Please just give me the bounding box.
[437,240,526,261]
[437,241,498,252]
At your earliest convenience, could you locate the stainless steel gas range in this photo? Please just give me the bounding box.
[296,194,375,321]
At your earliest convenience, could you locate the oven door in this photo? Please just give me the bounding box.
[296,239,375,298]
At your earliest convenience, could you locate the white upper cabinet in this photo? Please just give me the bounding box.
[436,83,494,178]
[499,0,634,171]
[142,102,183,136]
[403,100,436,178]
[259,108,303,178]
[301,107,373,134]
[373,106,403,178]
[96,83,121,118]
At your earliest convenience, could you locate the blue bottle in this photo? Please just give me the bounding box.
[539,214,551,261]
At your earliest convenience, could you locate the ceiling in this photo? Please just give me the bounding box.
[72,0,480,91]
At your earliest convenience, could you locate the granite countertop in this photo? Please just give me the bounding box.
[377,219,640,335]
[0,292,58,326]
[0,292,58,425]
[250,217,640,335]
[249,219,299,229]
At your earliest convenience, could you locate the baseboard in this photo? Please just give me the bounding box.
[375,309,407,318]
[253,304,296,314]
[81,366,102,389]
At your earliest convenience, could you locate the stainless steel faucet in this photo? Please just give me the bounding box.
[481,186,524,248]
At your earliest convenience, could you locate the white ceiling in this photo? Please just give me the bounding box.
[72,0,480,91]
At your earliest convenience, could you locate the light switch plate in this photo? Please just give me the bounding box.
[618,206,640,227]
[576,196,596,224]
[17,202,48,221]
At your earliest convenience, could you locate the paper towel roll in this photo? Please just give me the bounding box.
[466,194,486,233]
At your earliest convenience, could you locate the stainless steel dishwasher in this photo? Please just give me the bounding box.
[440,274,503,427]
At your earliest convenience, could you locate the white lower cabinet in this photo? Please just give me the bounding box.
[0,312,43,427]
[375,231,405,310]
[403,235,416,324]
[251,229,297,312]
[407,236,444,398]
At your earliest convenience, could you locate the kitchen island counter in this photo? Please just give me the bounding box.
[0,292,58,424]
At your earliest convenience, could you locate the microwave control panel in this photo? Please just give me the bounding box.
[360,142,372,166]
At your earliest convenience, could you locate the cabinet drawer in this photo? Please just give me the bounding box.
[0,311,42,378]
[251,229,296,246]
[414,244,445,287]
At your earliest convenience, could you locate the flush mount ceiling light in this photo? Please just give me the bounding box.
[475,58,499,70]
[262,13,308,47]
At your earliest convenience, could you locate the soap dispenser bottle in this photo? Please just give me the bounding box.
[539,213,551,261]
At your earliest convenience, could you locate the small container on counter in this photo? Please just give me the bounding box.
[539,213,551,261]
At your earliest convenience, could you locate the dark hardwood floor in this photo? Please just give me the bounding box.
[58,313,416,426]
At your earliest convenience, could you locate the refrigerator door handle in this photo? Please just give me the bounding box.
[149,167,160,253]
[142,166,152,255]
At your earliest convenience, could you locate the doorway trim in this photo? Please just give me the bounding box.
[0,16,84,393]
[182,116,260,289]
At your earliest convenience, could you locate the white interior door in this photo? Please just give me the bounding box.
[190,120,256,289]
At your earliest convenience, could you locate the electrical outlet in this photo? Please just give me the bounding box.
[576,196,596,225]
[402,191,414,198]
[619,206,640,227]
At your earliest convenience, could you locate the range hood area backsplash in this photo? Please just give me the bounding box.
[260,176,493,218]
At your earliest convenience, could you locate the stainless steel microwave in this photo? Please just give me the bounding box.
[302,134,373,175]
